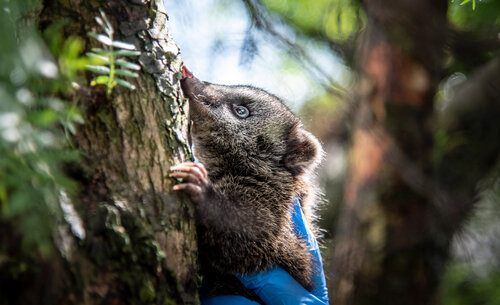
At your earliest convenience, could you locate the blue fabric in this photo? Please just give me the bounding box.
[200,295,260,305]
[290,198,329,303]
[201,198,329,305]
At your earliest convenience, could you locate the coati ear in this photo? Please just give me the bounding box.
[284,125,322,176]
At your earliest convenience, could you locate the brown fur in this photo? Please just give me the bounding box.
[179,76,323,302]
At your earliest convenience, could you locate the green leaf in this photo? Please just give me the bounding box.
[6,188,35,216]
[66,102,84,124]
[43,18,71,56]
[95,17,107,33]
[86,52,109,63]
[115,49,141,56]
[90,48,140,57]
[29,109,58,126]
[91,48,110,55]
[99,10,113,35]
[114,69,139,78]
[86,65,111,74]
[111,40,136,50]
[66,121,76,135]
[90,75,110,86]
[0,183,7,210]
[88,32,112,46]
[72,113,84,124]
[115,78,136,90]
[58,36,88,80]
[459,0,476,10]
[95,16,112,36]
[87,32,99,40]
[115,59,141,70]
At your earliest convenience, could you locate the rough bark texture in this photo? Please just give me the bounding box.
[331,1,500,305]
[3,1,198,304]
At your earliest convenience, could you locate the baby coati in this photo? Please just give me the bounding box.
[171,67,323,302]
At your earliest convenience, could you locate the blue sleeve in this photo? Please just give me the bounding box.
[237,266,327,305]
[200,295,260,305]
[202,198,329,305]
[290,198,329,303]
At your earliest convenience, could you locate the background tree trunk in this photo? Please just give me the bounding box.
[3,1,199,304]
[331,1,500,305]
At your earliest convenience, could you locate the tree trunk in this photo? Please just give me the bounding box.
[331,1,500,305]
[4,1,199,304]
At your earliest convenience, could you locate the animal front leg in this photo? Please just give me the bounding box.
[170,162,274,237]
[170,162,291,275]
[170,161,239,231]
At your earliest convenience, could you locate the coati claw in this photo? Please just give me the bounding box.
[170,162,209,203]
[171,162,208,178]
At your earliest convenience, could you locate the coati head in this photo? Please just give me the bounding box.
[180,69,322,178]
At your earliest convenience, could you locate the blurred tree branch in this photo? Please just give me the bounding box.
[241,0,348,98]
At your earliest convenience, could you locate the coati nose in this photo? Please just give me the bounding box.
[180,67,215,106]
[182,66,194,78]
[180,67,202,96]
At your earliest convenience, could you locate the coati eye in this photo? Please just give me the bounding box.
[233,105,250,118]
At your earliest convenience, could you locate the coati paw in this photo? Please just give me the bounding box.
[170,162,210,204]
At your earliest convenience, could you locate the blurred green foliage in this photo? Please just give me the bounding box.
[0,0,83,257]
[456,0,478,11]
[442,265,500,305]
[262,0,499,43]
[449,0,500,29]
[440,179,500,304]
[262,0,362,41]
[43,20,89,85]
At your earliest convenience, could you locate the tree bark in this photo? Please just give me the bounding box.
[331,1,500,305]
[3,1,199,304]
